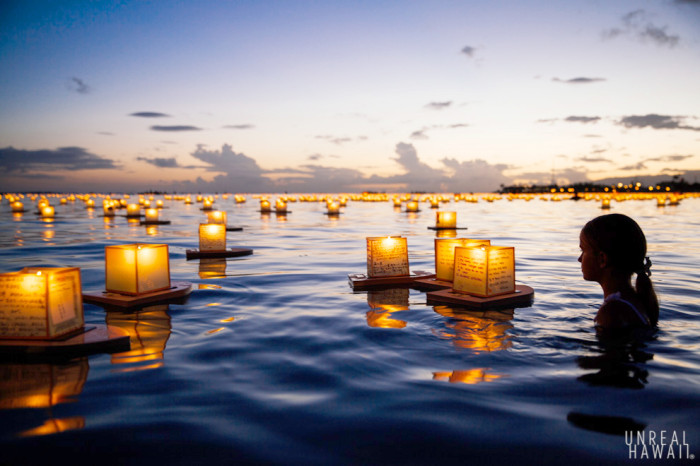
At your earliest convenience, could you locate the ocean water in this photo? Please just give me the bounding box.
[0,195,698,465]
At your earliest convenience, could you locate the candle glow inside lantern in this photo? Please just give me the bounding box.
[406,201,419,212]
[275,199,287,213]
[601,198,611,209]
[105,244,171,296]
[41,206,55,218]
[202,199,214,210]
[145,208,159,222]
[126,204,141,217]
[366,236,410,278]
[260,199,272,212]
[11,201,24,212]
[435,211,457,229]
[452,245,515,297]
[0,267,84,340]
[199,223,227,252]
[435,238,491,282]
[207,210,227,225]
[327,202,340,214]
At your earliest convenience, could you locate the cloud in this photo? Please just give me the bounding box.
[97,131,115,136]
[620,162,648,171]
[565,116,601,124]
[67,77,90,94]
[509,167,591,186]
[409,124,469,140]
[315,135,355,145]
[604,9,681,48]
[150,125,202,132]
[644,154,694,162]
[461,46,476,57]
[425,101,452,110]
[136,156,181,168]
[130,112,170,118]
[618,114,700,131]
[223,124,255,130]
[577,156,612,163]
[410,129,429,140]
[0,146,118,173]
[552,77,606,84]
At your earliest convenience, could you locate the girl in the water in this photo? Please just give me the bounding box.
[578,213,659,329]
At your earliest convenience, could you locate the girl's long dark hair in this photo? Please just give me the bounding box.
[582,213,659,325]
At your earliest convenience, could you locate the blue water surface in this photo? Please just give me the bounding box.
[0,195,698,465]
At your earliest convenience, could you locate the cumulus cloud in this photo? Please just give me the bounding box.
[0,146,118,172]
[604,9,681,48]
[67,77,90,94]
[552,77,606,84]
[425,101,452,110]
[223,124,255,130]
[150,125,202,132]
[565,116,601,124]
[618,114,700,131]
[130,112,170,118]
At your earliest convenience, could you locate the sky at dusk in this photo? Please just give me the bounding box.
[1,0,699,193]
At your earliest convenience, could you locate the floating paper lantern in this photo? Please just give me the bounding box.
[275,199,287,213]
[11,201,24,213]
[435,211,457,229]
[202,199,214,211]
[601,198,611,209]
[435,238,491,282]
[260,199,272,212]
[0,267,84,339]
[405,201,419,212]
[327,202,340,214]
[199,223,226,252]
[145,208,159,222]
[85,199,95,208]
[366,236,409,278]
[184,196,193,204]
[105,244,171,296]
[453,245,515,297]
[126,204,141,217]
[41,206,55,218]
[156,200,164,208]
[103,201,116,217]
[207,210,227,225]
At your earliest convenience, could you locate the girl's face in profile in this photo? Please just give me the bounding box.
[578,231,601,282]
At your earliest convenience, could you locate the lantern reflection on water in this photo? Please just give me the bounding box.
[432,368,504,385]
[432,305,513,352]
[105,244,170,296]
[0,267,84,340]
[105,305,172,371]
[366,288,409,329]
[198,257,227,279]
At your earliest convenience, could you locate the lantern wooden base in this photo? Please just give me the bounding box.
[349,270,435,290]
[426,285,534,310]
[226,226,243,231]
[139,220,171,225]
[411,278,454,290]
[325,212,342,216]
[427,226,468,231]
[0,324,130,358]
[83,281,193,308]
[185,248,253,260]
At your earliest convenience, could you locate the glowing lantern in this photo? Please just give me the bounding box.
[184,196,193,204]
[126,204,141,217]
[366,236,409,278]
[393,198,402,208]
[435,211,457,229]
[429,198,440,208]
[452,245,515,297]
[406,201,419,212]
[435,238,491,282]
[0,267,84,339]
[103,200,116,217]
[156,200,164,208]
[327,202,340,214]
[601,198,611,209]
[260,199,272,212]
[85,199,95,208]
[41,206,55,218]
[145,208,159,222]
[275,199,287,213]
[199,223,226,252]
[207,210,227,225]
[202,199,214,210]
[105,244,171,296]
[11,201,24,213]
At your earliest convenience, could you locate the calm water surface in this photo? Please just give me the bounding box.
[1,196,698,465]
